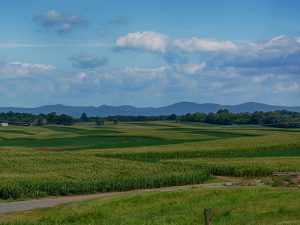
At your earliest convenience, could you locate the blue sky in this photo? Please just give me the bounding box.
[0,0,300,107]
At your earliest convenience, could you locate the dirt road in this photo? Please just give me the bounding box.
[0,182,231,214]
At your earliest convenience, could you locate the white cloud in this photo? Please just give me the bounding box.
[8,61,55,70]
[119,63,205,76]
[114,32,300,71]
[173,38,238,53]
[1,57,299,107]
[115,31,169,53]
[115,31,238,53]
[71,63,205,93]
[0,62,55,78]
[275,82,300,93]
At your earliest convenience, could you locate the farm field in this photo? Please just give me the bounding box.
[1,187,300,225]
[1,121,300,201]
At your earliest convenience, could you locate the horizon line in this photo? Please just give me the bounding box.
[0,101,299,109]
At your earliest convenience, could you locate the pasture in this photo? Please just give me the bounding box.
[0,121,300,200]
[2,187,300,225]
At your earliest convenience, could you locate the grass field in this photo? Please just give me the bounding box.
[2,187,300,225]
[1,121,300,201]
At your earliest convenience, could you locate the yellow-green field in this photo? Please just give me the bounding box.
[1,121,300,200]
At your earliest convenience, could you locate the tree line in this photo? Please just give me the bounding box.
[1,110,300,128]
[99,110,300,128]
[179,109,300,128]
[83,110,300,128]
[0,112,73,125]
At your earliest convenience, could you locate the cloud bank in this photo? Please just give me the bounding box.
[115,32,300,68]
[1,29,299,106]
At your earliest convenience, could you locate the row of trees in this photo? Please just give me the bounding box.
[0,112,36,124]
[80,114,176,126]
[179,109,300,128]
[43,112,74,125]
[92,110,300,128]
[0,112,74,125]
[1,110,300,128]
[79,110,300,128]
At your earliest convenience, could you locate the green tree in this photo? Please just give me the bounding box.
[215,109,234,125]
[80,113,88,122]
[167,114,177,120]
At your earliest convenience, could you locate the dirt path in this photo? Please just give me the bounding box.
[0,182,232,214]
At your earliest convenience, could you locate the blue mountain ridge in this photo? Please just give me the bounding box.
[0,102,299,118]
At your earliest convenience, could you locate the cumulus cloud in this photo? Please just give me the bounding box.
[72,67,164,92]
[73,65,202,93]
[173,38,238,52]
[275,82,300,93]
[69,53,108,69]
[106,15,132,25]
[210,36,300,72]
[0,61,55,79]
[115,31,238,53]
[115,31,169,53]
[119,63,205,76]
[115,32,300,70]
[33,10,87,34]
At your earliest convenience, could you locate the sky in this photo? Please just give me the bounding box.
[0,0,300,107]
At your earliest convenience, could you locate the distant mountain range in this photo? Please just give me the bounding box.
[0,102,300,118]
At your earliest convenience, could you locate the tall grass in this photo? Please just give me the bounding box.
[2,187,300,225]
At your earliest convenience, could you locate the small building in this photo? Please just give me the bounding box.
[1,123,9,127]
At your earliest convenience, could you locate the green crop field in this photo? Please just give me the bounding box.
[0,121,300,224]
[1,121,300,224]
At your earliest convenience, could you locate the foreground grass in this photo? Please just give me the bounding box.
[2,187,300,225]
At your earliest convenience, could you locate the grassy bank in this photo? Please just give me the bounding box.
[2,187,300,225]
